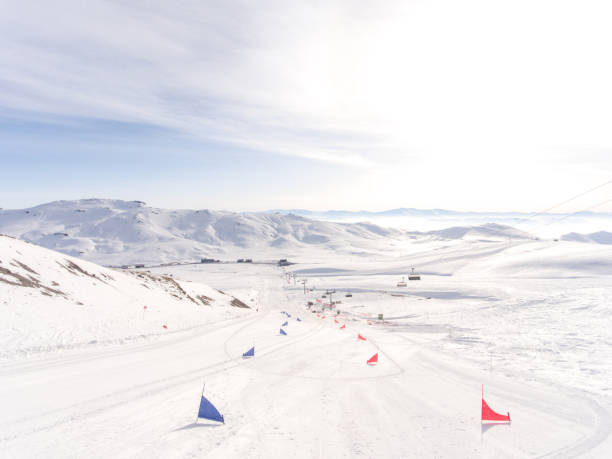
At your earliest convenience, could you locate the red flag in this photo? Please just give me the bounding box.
[334,319,339,324]
[340,324,346,329]
[143,305,147,309]
[481,386,510,422]
[162,325,168,329]
[321,315,326,319]
[367,353,378,365]
[358,334,366,341]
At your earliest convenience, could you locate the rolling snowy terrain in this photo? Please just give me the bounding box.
[2,199,612,458]
[271,208,612,240]
[0,199,534,266]
[2,226,612,457]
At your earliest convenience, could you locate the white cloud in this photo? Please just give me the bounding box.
[2,0,612,209]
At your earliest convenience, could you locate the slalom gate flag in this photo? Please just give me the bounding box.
[162,324,168,329]
[297,317,302,322]
[242,346,255,358]
[197,386,224,424]
[321,315,326,319]
[358,334,366,341]
[481,385,510,423]
[367,353,378,365]
[340,324,346,329]
[334,319,339,324]
[288,314,291,318]
[280,328,287,335]
[282,321,288,327]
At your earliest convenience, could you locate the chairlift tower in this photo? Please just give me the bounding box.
[325,289,336,309]
[301,279,308,294]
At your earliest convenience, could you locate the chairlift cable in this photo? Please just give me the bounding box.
[514,178,612,226]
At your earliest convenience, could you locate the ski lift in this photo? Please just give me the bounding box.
[396,276,407,287]
[408,268,421,281]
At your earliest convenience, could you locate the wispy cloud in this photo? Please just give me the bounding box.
[2,0,612,210]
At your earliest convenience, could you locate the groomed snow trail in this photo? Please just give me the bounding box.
[1,265,610,458]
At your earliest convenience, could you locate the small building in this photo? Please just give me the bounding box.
[201,258,216,263]
[278,259,290,266]
[134,264,145,268]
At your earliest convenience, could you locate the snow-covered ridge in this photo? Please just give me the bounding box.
[0,199,532,265]
[562,231,612,244]
[0,235,251,358]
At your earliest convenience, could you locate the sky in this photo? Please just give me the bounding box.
[2,0,612,212]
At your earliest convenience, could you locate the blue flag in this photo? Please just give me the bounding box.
[280,328,287,335]
[282,321,288,327]
[242,346,254,358]
[297,317,302,322]
[198,392,224,423]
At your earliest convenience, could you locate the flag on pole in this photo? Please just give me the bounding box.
[358,334,366,341]
[481,385,510,423]
[280,328,287,335]
[242,346,255,358]
[339,324,346,330]
[282,321,288,327]
[367,353,378,365]
[196,385,224,424]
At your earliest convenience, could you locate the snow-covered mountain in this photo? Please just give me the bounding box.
[0,199,532,265]
[561,231,612,245]
[425,223,531,241]
[0,234,251,358]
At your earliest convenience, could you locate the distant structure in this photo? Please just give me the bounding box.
[278,259,291,266]
[134,264,145,268]
[397,277,407,287]
[408,267,421,281]
[201,258,216,263]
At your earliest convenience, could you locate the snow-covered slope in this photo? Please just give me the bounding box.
[0,235,251,358]
[0,199,532,265]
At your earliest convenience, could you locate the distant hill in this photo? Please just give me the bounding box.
[561,231,612,245]
[0,199,533,265]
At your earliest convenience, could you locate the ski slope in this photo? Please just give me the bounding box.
[2,236,612,458]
